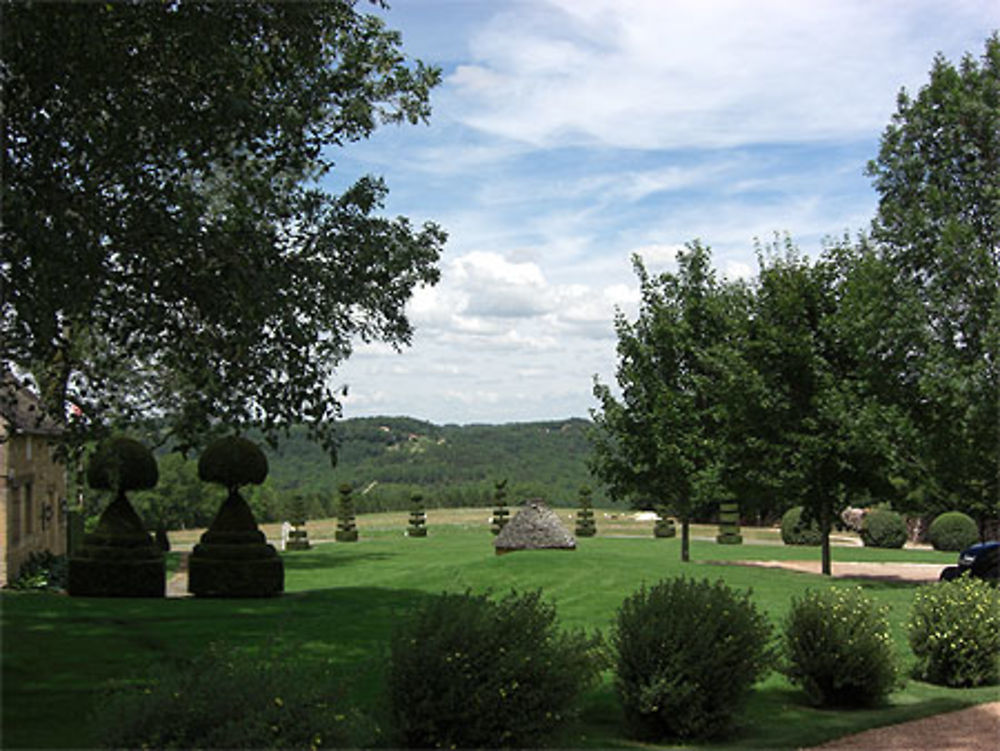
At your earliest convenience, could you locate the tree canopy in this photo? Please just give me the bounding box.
[1,1,445,456]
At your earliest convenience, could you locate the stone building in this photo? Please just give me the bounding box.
[1,379,68,586]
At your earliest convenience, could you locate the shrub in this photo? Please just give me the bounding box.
[387,589,603,749]
[86,436,159,493]
[335,483,359,542]
[612,577,772,741]
[575,486,596,537]
[781,587,900,707]
[927,512,979,552]
[198,436,268,493]
[93,642,373,749]
[781,506,822,546]
[860,508,908,549]
[908,576,1000,687]
[653,508,676,538]
[11,551,68,591]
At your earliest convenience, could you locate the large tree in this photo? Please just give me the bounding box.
[865,33,999,531]
[1,1,445,456]
[590,242,742,562]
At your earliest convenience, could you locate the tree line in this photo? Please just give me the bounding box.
[590,35,999,570]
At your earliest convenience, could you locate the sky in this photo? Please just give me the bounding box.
[326,0,999,426]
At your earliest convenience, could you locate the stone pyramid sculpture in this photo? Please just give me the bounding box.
[494,499,576,555]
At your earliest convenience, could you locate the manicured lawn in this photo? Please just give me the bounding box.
[3,514,996,749]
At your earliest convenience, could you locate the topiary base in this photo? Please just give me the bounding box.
[654,526,676,538]
[68,553,165,598]
[716,533,743,544]
[188,546,284,597]
[285,540,311,550]
[407,528,427,537]
[576,528,596,537]
[335,530,359,542]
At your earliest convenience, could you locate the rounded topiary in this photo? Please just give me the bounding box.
[197,436,268,493]
[781,506,823,546]
[860,508,908,549]
[86,437,159,494]
[927,512,979,552]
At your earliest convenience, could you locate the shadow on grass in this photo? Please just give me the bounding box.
[281,548,398,571]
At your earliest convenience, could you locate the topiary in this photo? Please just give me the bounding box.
[407,491,427,538]
[860,508,908,549]
[653,507,676,538]
[574,486,596,537]
[69,436,164,598]
[336,483,359,542]
[909,576,1000,687]
[927,511,979,552]
[612,577,772,741]
[781,506,822,546]
[490,478,510,535]
[387,589,603,749]
[716,501,743,544]
[781,586,901,707]
[188,435,283,597]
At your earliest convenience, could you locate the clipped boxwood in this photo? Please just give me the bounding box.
[860,508,908,549]
[781,506,822,546]
[86,436,159,494]
[198,435,268,493]
[927,511,979,552]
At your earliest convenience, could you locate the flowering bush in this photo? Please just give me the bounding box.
[612,577,772,741]
[93,643,372,749]
[781,587,900,706]
[909,576,1000,687]
[387,589,603,749]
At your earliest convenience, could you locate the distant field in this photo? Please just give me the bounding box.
[3,512,991,750]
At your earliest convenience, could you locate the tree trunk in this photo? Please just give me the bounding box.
[820,505,832,576]
[681,517,690,562]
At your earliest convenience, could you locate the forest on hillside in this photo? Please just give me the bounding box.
[122,418,609,529]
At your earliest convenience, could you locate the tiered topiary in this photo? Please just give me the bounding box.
[653,506,676,538]
[780,506,822,545]
[187,436,283,597]
[407,491,427,537]
[716,501,743,544]
[69,437,165,598]
[927,511,979,551]
[285,495,311,551]
[860,508,907,548]
[574,486,596,537]
[335,482,359,542]
[490,479,510,536]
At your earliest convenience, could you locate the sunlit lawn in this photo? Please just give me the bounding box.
[3,510,996,749]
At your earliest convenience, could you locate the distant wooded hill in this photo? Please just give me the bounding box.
[263,416,607,513]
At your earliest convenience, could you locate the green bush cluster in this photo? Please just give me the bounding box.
[93,643,373,749]
[611,577,772,741]
[908,576,1000,687]
[11,551,68,591]
[860,508,908,549]
[781,587,900,707]
[387,589,603,749]
[780,506,822,546]
[927,512,979,552]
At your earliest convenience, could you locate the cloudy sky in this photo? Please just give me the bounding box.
[326,0,998,425]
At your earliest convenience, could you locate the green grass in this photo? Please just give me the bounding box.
[3,514,997,749]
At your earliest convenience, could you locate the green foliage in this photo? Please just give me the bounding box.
[574,486,596,537]
[490,478,510,536]
[198,436,268,492]
[407,491,427,537]
[10,551,68,591]
[86,437,158,493]
[335,483,358,542]
[2,2,444,457]
[387,590,604,749]
[653,508,676,538]
[781,506,823,546]
[860,508,908,549]
[611,577,772,741]
[909,576,1000,687]
[716,501,743,544]
[781,587,901,707]
[93,643,373,749]
[927,511,980,551]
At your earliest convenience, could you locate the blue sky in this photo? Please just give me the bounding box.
[327,0,999,425]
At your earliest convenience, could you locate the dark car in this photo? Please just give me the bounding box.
[939,540,1000,582]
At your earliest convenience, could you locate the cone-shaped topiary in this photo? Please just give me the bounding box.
[69,437,165,598]
[407,491,427,537]
[575,486,596,537]
[336,483,359,542]
[285,495,311,551]
[490,479,510,536]
[716,501,743,544]
[653,507,676,538]
[188,435,283,597]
